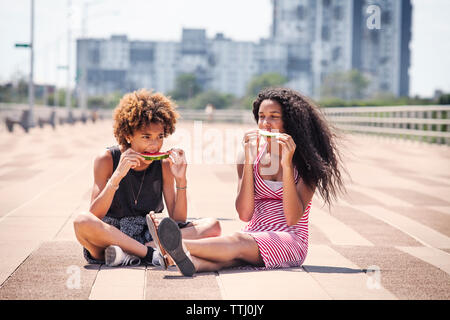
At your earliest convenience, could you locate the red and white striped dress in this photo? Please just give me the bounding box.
[242,142,311,269]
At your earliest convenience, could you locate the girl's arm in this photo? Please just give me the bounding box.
[236,163,255,222]
[162,150,187,222]
[89,148,143,219]
[282,164,315,226]
[89,150,117,219]
[235,141,256,222]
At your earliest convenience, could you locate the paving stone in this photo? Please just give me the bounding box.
[145,267,222,300]
[0,241,99,300]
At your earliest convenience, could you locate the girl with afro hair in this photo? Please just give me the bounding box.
[73,89,221,267]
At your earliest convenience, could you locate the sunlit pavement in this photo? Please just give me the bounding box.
[0,119,449,300]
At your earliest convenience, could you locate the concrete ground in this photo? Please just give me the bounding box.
[0,118,449,300]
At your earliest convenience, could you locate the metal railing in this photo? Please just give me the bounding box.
[178,106,450,145]
[177,108,255,124]
[322,105,450,145]
[0,103,112,132]
[2,103,449,145]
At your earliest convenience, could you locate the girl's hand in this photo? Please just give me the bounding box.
[167,148,187,182]
[276,133,296,168]
[114,148,145,179]
[242,129,260,165]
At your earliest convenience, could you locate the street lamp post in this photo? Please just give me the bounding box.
[15,0,35,129]
[66,0,72,115]
[29,0,35,128]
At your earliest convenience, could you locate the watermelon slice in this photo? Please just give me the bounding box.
[258,129,280,137]
[140,151,170,160]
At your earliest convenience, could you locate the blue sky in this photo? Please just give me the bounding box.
[1,0,449,98]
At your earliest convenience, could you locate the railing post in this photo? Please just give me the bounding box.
[415,110,420,142]
[426,110,431,143]
[392,111,396,140]
[400,111,405,140]
[437,110,443,145]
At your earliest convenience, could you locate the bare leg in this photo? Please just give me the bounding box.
[73,212,148,260]
[181,218,221,239]
[145,217,221,249]
[184,232,264,267]
[191,256,243,273]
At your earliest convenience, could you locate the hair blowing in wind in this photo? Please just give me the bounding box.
[252,87,346,208]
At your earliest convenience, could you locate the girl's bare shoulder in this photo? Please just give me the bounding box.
[93,149,114,175]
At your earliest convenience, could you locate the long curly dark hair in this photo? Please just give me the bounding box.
[252,87,346,207]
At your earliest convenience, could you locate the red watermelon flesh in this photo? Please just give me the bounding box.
[140,151,169,160]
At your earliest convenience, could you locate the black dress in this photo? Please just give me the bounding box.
[107,145,164,218]
[83,145,165,264]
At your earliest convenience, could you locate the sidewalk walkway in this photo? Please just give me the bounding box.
[0,119,449,299]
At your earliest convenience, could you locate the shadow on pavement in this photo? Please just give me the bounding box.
[303,265,365,274]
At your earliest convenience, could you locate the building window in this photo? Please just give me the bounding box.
[89,49,100,64]
[334,6,342,20]
[130,48,154,62]
[322,26,330,41]
[297,5,306,19]
[369,30,380,44]
[380,82,390,91]
[332,47,341,61]
[379,56,389,65]
[382,10,391,25]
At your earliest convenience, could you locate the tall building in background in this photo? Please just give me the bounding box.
[77,30,286,99]
[77,36,179,96]
[76,0,412,102]
[353,0,413,97]
[271,0,412,99]
[270,0,316,96]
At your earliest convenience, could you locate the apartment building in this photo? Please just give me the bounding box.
[76,0,412,101]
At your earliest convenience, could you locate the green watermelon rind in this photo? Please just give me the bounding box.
[258,129,280,137]
[140,152,170,161]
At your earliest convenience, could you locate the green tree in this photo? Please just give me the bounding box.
[88,96,106,109]
[57,89,66,107]
[185,90,235,109]
[105,91,123,109]
[438,93,450,105]
[169,73,202,100]
[239,72,288,109]
[87,91,122,109]
[320,69,369,100]
[246,73,288,96]
[0,83,12,102]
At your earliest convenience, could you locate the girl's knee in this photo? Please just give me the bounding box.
[229,232,261,264]
[229,231,246,244]
[229,232,258,249]
[73,212,99,235]
[194,218,221,238]
[206,218,221,237]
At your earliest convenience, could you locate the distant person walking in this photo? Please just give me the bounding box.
[151,87,346,276]
[73,89,220,267]
[205,103,215,122]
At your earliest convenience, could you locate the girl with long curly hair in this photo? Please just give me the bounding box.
[150,87,345,276]
[73,89,221,267]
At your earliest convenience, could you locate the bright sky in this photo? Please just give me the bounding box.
[1,0,449,98]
